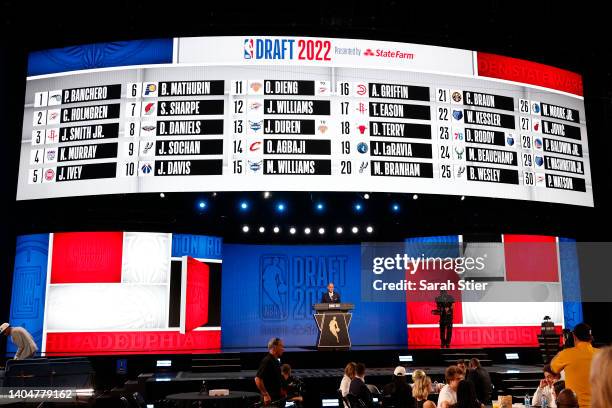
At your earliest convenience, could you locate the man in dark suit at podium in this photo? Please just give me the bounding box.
[321,282,341,303]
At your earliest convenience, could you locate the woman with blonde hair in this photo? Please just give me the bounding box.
[590,345,612,408]
[412,369,437,408]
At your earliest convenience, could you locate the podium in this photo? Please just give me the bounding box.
[538,318,561,363]
[313,303,354,350]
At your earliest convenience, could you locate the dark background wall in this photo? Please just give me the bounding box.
[1,0,611,344]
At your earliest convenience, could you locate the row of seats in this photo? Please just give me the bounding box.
[3,357,94,388]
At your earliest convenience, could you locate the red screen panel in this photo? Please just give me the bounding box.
[405,261,463,325]
[185,257,210,331]
[477,52,583,96]
[504,235,559,282]
[51,232,123,284]
[46,330,221,355]
[408,325,562,348]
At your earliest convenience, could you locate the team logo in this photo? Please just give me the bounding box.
[364,49,375,56]
[142,142,154,154]
[45,149,56,162]
[260,255,289,320]
[534,137,543,150]
[248,160,263,172]
[359,161,369,174]
[356,84,367,96]
[143,83,157,96]
[143,102,156,116]
[250,82,263,93]
[532,119,541,132]
[244,39,254,59]
[140,163,153,174]
[249,101,263,111]
[536,173,546,187]
[44,168,55,181]
[357,125,368,135]
[249,120,263,132]
[46,129,59,143]
[356,102,368,115]
[357,142,368,154]
[48,111,59,120]
[453,129,464,141]
[452,110,463,121]
[249,141,262,152]
[317,121,328,134]
[317,81,329,95]
[48,93,62,104]
[531,102,541,114]
[506,134,515,146]
[535,155,544,167]
[141,125,156,132]
[455,165,466,179]
[454,146,465,160]
[451,91,462,103]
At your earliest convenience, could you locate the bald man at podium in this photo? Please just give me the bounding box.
[321,282,341,303]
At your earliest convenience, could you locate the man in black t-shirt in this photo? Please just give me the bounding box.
[255,337,285,406]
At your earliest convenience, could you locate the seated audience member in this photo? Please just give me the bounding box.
[438,366,464,408]
[556,388,579,408]
[562,328,575,349]
[412,369,443,393]
[412,370,437,408]
[340,362,357,397]
[466,358,492,404]
[453,380,482,408]
[456,360,467,374]
[590,345,612,408]
[382,366,415,408]
[533,364,562,408]
[349,363,373,408]
[551,323,598,408]
[553,380,566,402]
[281,364,304,407]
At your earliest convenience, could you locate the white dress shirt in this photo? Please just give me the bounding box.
[437,384,457,408]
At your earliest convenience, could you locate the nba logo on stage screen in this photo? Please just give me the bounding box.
[260,255,289,321]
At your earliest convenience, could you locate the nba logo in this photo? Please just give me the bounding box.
[260,255,289,320]
[244,39,254,59]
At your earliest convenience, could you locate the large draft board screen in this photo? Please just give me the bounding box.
[18,36,591,206]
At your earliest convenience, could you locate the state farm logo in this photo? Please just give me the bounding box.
[364,48,415,60]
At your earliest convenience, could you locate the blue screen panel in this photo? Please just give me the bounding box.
[221,244,407,348]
